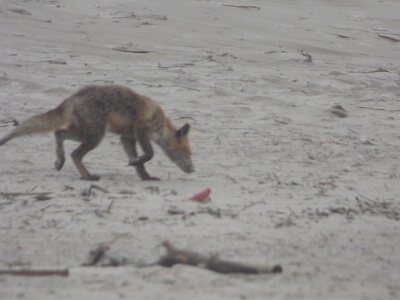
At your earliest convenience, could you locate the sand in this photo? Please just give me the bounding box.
[0,0,399,299]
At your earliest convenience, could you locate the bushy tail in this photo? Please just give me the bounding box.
[0,99,71,146]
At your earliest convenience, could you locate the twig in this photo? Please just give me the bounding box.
[166,206,237,219]
[0,192,51,197]
[242,201,266,211]
[350,67,389,74]
[222,5,260,10]
[0,269,69,276]
[272,172,281,185]
[106,200,114,213]
[47,60,67,65]
[357,193,374,202]
[113,47,151,54]
[275,208,297,228]
[158,62,195,69]
[300,50,312,62]
[207,255,282,274]
[355,106,400,112]
[82,184,108,197]
[347,127,360,135]
[377,33,400,43]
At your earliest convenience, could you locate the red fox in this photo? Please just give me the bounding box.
[0,84,194,180]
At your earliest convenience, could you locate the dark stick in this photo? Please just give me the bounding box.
[0,269,69,276]
[155,241,282,274]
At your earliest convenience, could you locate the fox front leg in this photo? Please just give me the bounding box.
[128,129,159,180]
[134,164,159,181]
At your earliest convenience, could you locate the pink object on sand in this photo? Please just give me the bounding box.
[190,188,211,202]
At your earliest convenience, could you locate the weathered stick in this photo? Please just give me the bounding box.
[81,240,283,274]
[207,255,282,274]
[155,241,282,274]
[0,269,69,276]
[0,192,51,197]
[222,5,260,10]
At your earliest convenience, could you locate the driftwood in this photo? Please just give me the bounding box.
[0,192,51,197]
[154,241,282,274]
[222,5,260,10]
[0,269,69,276]
[82,240,282,274]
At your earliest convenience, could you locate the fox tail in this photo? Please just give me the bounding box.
[0,99,72,146]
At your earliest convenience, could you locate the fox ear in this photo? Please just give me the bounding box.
[175,123,190,138]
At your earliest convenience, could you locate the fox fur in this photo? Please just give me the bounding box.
[0,84,194,180]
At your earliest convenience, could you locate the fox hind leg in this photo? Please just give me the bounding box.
[71,121,106,181]
[121,134,138,161]
[54,125,81,171]
[71,136,104,181]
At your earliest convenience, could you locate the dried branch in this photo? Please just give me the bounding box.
[356,106,400,112]
[0,192,51,197]
[81,184,108,197]
[300,50,312,62]
[222,5,260,10]
[377,33,400,43]
[153,241,282,274]
[0,269,69,276]
[113,47,152,54]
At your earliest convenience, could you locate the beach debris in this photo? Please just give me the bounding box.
[81,233,131,266]
[113,47,152,54]
[47,60,67,65]
[360,136,374,145]
[0,192,52,202]
[274,209,297,228]
[153,241,282,274]
[167,205,237,219]
[81,240,281,275]
[35,194,52,201]
[81,184,108,197]
[299,50,312,62]
[0,117,19,127]
[0,269,69,277]
[377,33,400,43]
[9,8,32,15]
[328,102,348,118]
[306,150,315,160]
[298,195,400,222]
[190,188,211,202]
[222,4,260,10]
[81,243,110,266]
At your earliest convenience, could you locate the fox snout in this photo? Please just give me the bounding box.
[182,162,195,173]
[174,154,194,173]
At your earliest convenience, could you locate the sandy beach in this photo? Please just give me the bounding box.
[0,0,399,299]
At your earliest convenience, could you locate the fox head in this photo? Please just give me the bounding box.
[161,123,194,173]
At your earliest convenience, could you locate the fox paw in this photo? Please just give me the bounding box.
[81,174,100,181]
[143,176,160,181]
[54,159,65,171]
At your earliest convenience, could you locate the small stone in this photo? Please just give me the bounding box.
[360,137,374,145]
[328,102,348,118]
